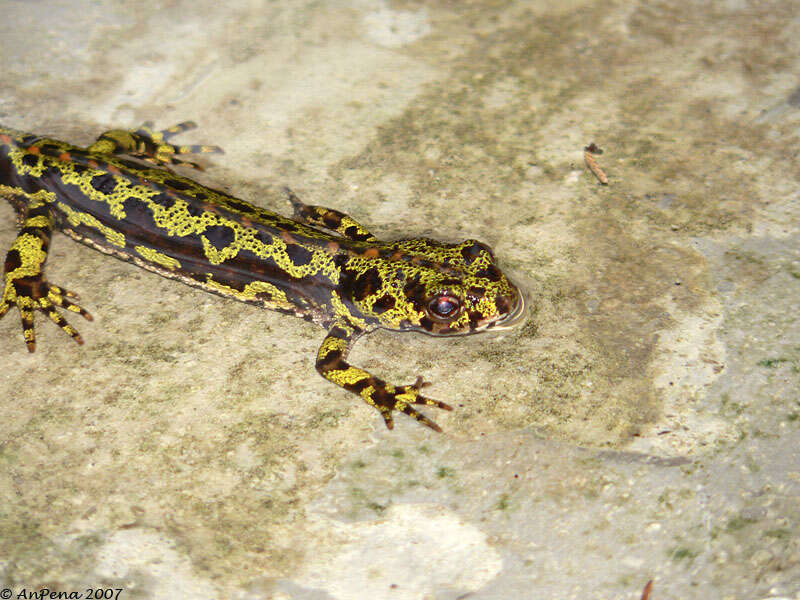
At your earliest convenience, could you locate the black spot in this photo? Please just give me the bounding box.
[14,278,37,298]
[345,226,373,242]
[329,326,349,339]
[439,277,461,287]
[371,382,395,404]
[185,271,206,285]
[21,154,39,167]
[285,243,314,266]
[19,226,43,238]
[372,294,396,314]
[323,213,340,229]
[254,229,275,245]
[467,286,485,299]
[333,254,349,269]
[40,166,62,183]
[186,201,206,218]
[344,378,371,394]
[90,173,117,195]
[72,163,88,175]
[225,198,258,215]
[402,276,426,303]
[38,143,61,156]
[26,202,50,218]
[475,264,502,282]
[461,241,492,265]
[164,178,191,191]
[316,349,342,372]
[468,310,482,328]
[16,173,44,194]
[203,224,236,250]
[352,268,382,302]
[495,295,510,315]
[149,192,173,209]
[4,249,22,272]
[122,196,156,229]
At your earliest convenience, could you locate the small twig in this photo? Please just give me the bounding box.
[640,579,653,600]
[584,142,608,185]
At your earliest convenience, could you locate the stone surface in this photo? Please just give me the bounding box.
[1,1,798,599]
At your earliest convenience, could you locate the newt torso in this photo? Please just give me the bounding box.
[0,121,524,431]
[0,124,357,325]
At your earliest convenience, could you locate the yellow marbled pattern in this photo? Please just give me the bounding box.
[0,122,523,431]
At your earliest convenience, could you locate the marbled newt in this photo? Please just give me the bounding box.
[0,122,524,431]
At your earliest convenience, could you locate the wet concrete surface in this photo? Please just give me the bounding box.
[0,1,798,598]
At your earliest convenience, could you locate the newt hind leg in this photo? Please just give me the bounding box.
[87,121,224,171]
[0,199,92,351]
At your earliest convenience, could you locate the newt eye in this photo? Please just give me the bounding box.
[427,294,462,322]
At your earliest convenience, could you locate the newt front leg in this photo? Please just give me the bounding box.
[286,187,378,242]
[316,319,452,431]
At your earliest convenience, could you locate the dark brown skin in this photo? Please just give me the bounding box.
[0,121,525,431]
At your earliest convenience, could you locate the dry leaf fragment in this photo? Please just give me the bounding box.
[584,142,608,184]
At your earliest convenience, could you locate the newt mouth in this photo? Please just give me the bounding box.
[490,288,527,332]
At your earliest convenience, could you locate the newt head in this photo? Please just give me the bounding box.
[345,238,526,336]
